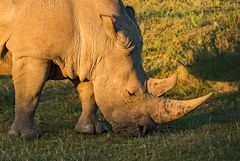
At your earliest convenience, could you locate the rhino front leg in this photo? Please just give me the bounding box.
[9,57,50,139]
[75,82,108,134]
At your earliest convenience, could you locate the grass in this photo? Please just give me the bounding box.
[1,0,240,160]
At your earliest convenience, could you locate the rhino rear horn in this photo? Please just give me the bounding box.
[147,74,178,97]
[100,15,133,52]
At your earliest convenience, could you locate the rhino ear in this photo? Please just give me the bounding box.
[100,15,133,51]
[100,15,117,39]
[125,6,137,24]
[126,6,135,17]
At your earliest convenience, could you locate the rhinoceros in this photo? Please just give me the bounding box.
[0,0,211,138]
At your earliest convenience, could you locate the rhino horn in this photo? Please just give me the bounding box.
[148,93,212,123]
[147,74,178,97]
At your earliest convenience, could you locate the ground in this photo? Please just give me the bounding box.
[0,0,240,160]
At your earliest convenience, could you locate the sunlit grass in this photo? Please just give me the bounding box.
[0,0,240,160]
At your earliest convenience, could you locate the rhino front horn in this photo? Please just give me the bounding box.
[148,93,212,123]
[147,73,178,97]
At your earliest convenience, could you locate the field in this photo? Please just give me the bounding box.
[0,0,240,160]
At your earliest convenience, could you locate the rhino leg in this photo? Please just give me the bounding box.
[75,82,108,134]
[9,57,50,139]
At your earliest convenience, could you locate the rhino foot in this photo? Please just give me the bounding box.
[75,119,108,134]
[9,112,40,139]
[9,128,39,139]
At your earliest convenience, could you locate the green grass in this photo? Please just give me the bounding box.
[1,0,240,160]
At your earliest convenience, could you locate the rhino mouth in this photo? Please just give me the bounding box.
[111,116,156,137]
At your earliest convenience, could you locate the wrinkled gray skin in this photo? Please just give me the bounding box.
[0,0,211,138]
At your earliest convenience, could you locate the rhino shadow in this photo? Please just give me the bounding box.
[146,67,161,77]
[188,42,240,82]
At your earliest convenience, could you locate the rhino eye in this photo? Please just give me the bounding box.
[126,88,137,96]
[127,90,136,96]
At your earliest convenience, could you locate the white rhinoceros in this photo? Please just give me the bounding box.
[0,0,211,138]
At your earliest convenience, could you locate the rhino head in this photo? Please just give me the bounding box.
[90,6,212,136]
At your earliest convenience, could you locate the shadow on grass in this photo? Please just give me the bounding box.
[40,81,77,103]
[188,42,240,82]
[0,76,14,109]
[158,91,240,134]
[146,67,162,77]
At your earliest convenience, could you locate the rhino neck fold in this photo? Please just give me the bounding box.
[73,0,117,82]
